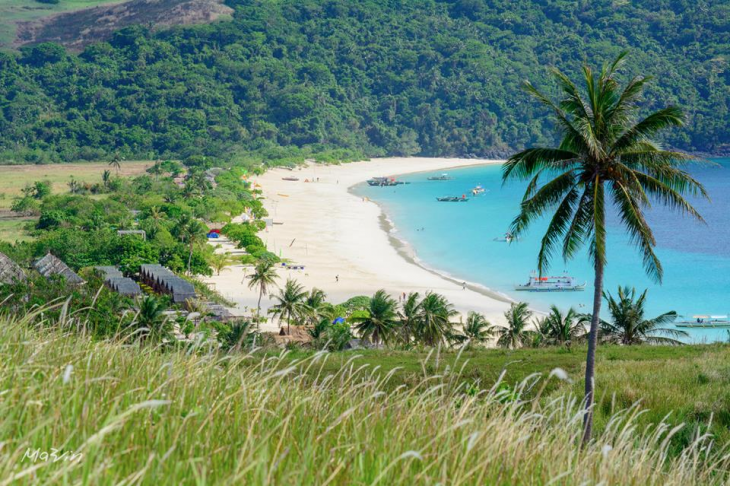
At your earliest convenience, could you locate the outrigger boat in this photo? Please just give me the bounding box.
[515,272,586,292]
[428,173,452,181]
[493,232,517,243]
[676,315,730,328]
[471,184,486,196]
[436,195,469,202]
[367,176,407,187]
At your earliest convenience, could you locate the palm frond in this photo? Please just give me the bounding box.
[502,147,579,182]
[611,106,685,155]
[609,181,662,282]
[509,169,577,237]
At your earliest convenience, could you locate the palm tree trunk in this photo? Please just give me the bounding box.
[582,258,605,445]
[187,242,194,275]
[256,286,263,331]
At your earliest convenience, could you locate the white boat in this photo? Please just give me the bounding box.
[493,232,517,243]
[471,184,486,196]
[514,272,586,292]
[676,315,730,328]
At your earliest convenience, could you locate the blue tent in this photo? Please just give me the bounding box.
[333,317,345,325]
[207,232,220,239]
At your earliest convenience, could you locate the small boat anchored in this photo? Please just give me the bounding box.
[676,315,730,328]
[471,184,486,196]
[436,195,469,202]
[515,272,586,292]
[427,173,452,181]
[493,232,517,243]
[367,176,407,187]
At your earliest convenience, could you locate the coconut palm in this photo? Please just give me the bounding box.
[415,292,458,347]
[398,292,421,344]
[208,252,232,276]
[600,286,686,345]
[268,279,309,335]
[462,311,496,348]
[543,306,585,347]
[247,260,278,322]
[134,296,169,342]
[304,287,328,326]
[172,213,208,275]
[497,302,534,349]
[350,289,399,346]
[109,153,122,173]
[502,53,706,442]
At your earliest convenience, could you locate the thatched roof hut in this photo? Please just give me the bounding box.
[33,253,84,285]
[0,251,25,284]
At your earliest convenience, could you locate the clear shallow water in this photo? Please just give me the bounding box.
[355,159,730,344]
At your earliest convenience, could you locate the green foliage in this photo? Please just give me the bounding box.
[0,0,727,164]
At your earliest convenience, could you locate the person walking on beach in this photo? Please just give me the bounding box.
[462,282,466,290]
[336,275,339,283]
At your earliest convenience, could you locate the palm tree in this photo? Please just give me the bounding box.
[600,286,686,345]
[543,306,585,348]
[350,289,399,346]
[109,153,122,173]
[247,260,278,322]
[135,296,169,342]
[415,292,458,347]
[461,311,496,348]
[502,53,706,442]
[208,252,232,276]
[268,279,309,335]
[172,213,208,275]
[497,302,534,349]
[304,288,328,326]
[398,292,421,344]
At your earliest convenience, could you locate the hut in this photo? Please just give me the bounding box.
[106,277,143,297]
[0,251,25,285]
[95,266,124,280]
[33,253,84,285]
[94,266,142,297]
[139,264,197,303]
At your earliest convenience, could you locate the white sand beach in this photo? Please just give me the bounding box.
[205,157,514,332]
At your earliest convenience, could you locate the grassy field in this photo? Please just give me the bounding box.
[0,215,34,243]
[1,311,729,484]
[277,344,730,450]
[0,0,126,47]
[0,161,151,210]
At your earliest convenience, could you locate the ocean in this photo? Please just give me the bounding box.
[354,158,730,344]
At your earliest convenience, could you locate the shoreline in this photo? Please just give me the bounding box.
[205,157,514,331]
[374,196,515,306]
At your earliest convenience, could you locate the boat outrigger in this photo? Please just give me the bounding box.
[427,173,452,181]
[436,195,469,202]
[514,272,586,292]
[367,176,408,187]
[676,315,730,328]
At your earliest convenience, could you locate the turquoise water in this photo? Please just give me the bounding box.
[355,159,730,344]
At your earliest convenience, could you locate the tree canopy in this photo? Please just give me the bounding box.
[0,0,727,164]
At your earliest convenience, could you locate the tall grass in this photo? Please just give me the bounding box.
[0,311,728,484]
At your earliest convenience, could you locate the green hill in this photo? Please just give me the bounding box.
[0,0,728,164]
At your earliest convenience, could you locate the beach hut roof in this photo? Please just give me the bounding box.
[33,253,84,285]
[95,266,124,280]
[0,251,25,284]
[106,277,142,296]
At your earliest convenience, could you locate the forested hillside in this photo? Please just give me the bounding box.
[0,0,728,164]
